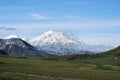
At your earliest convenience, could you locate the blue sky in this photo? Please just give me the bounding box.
[0,0,120,46]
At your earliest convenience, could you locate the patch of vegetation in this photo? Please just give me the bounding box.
[0,61,5,65]
[95,64,113,70]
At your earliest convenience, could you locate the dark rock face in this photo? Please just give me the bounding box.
[0,50,8,55]
[0,38,49,58]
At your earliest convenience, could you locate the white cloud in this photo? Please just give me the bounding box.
[15,19,120,29]
[0,26,16,31]
[28,13,51,20]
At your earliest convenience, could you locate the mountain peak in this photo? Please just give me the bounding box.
[29,31,81,46]
[45,30,55,34]
[43,31,67,37]
[5,35,18,39]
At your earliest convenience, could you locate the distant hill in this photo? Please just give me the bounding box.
[103,46,120,56]
[45,46,120,62]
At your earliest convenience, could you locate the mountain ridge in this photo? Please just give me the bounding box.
[28,31,113,55]
[0,38,49,57]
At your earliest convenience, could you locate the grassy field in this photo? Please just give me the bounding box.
[0,47,120,80]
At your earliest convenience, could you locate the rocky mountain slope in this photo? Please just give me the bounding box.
[0,38,49,57]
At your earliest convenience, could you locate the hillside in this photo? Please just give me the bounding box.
[0,46,120,80]
[103,46,120,56]
[45,46,120,67]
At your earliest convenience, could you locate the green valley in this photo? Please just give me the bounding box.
[0,46,120,80]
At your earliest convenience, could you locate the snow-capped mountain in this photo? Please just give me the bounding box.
[5,35,18,39]
[5,35,25,40]
[29,31,85,47]
[28,31,113,55]
[0,38,49,57]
